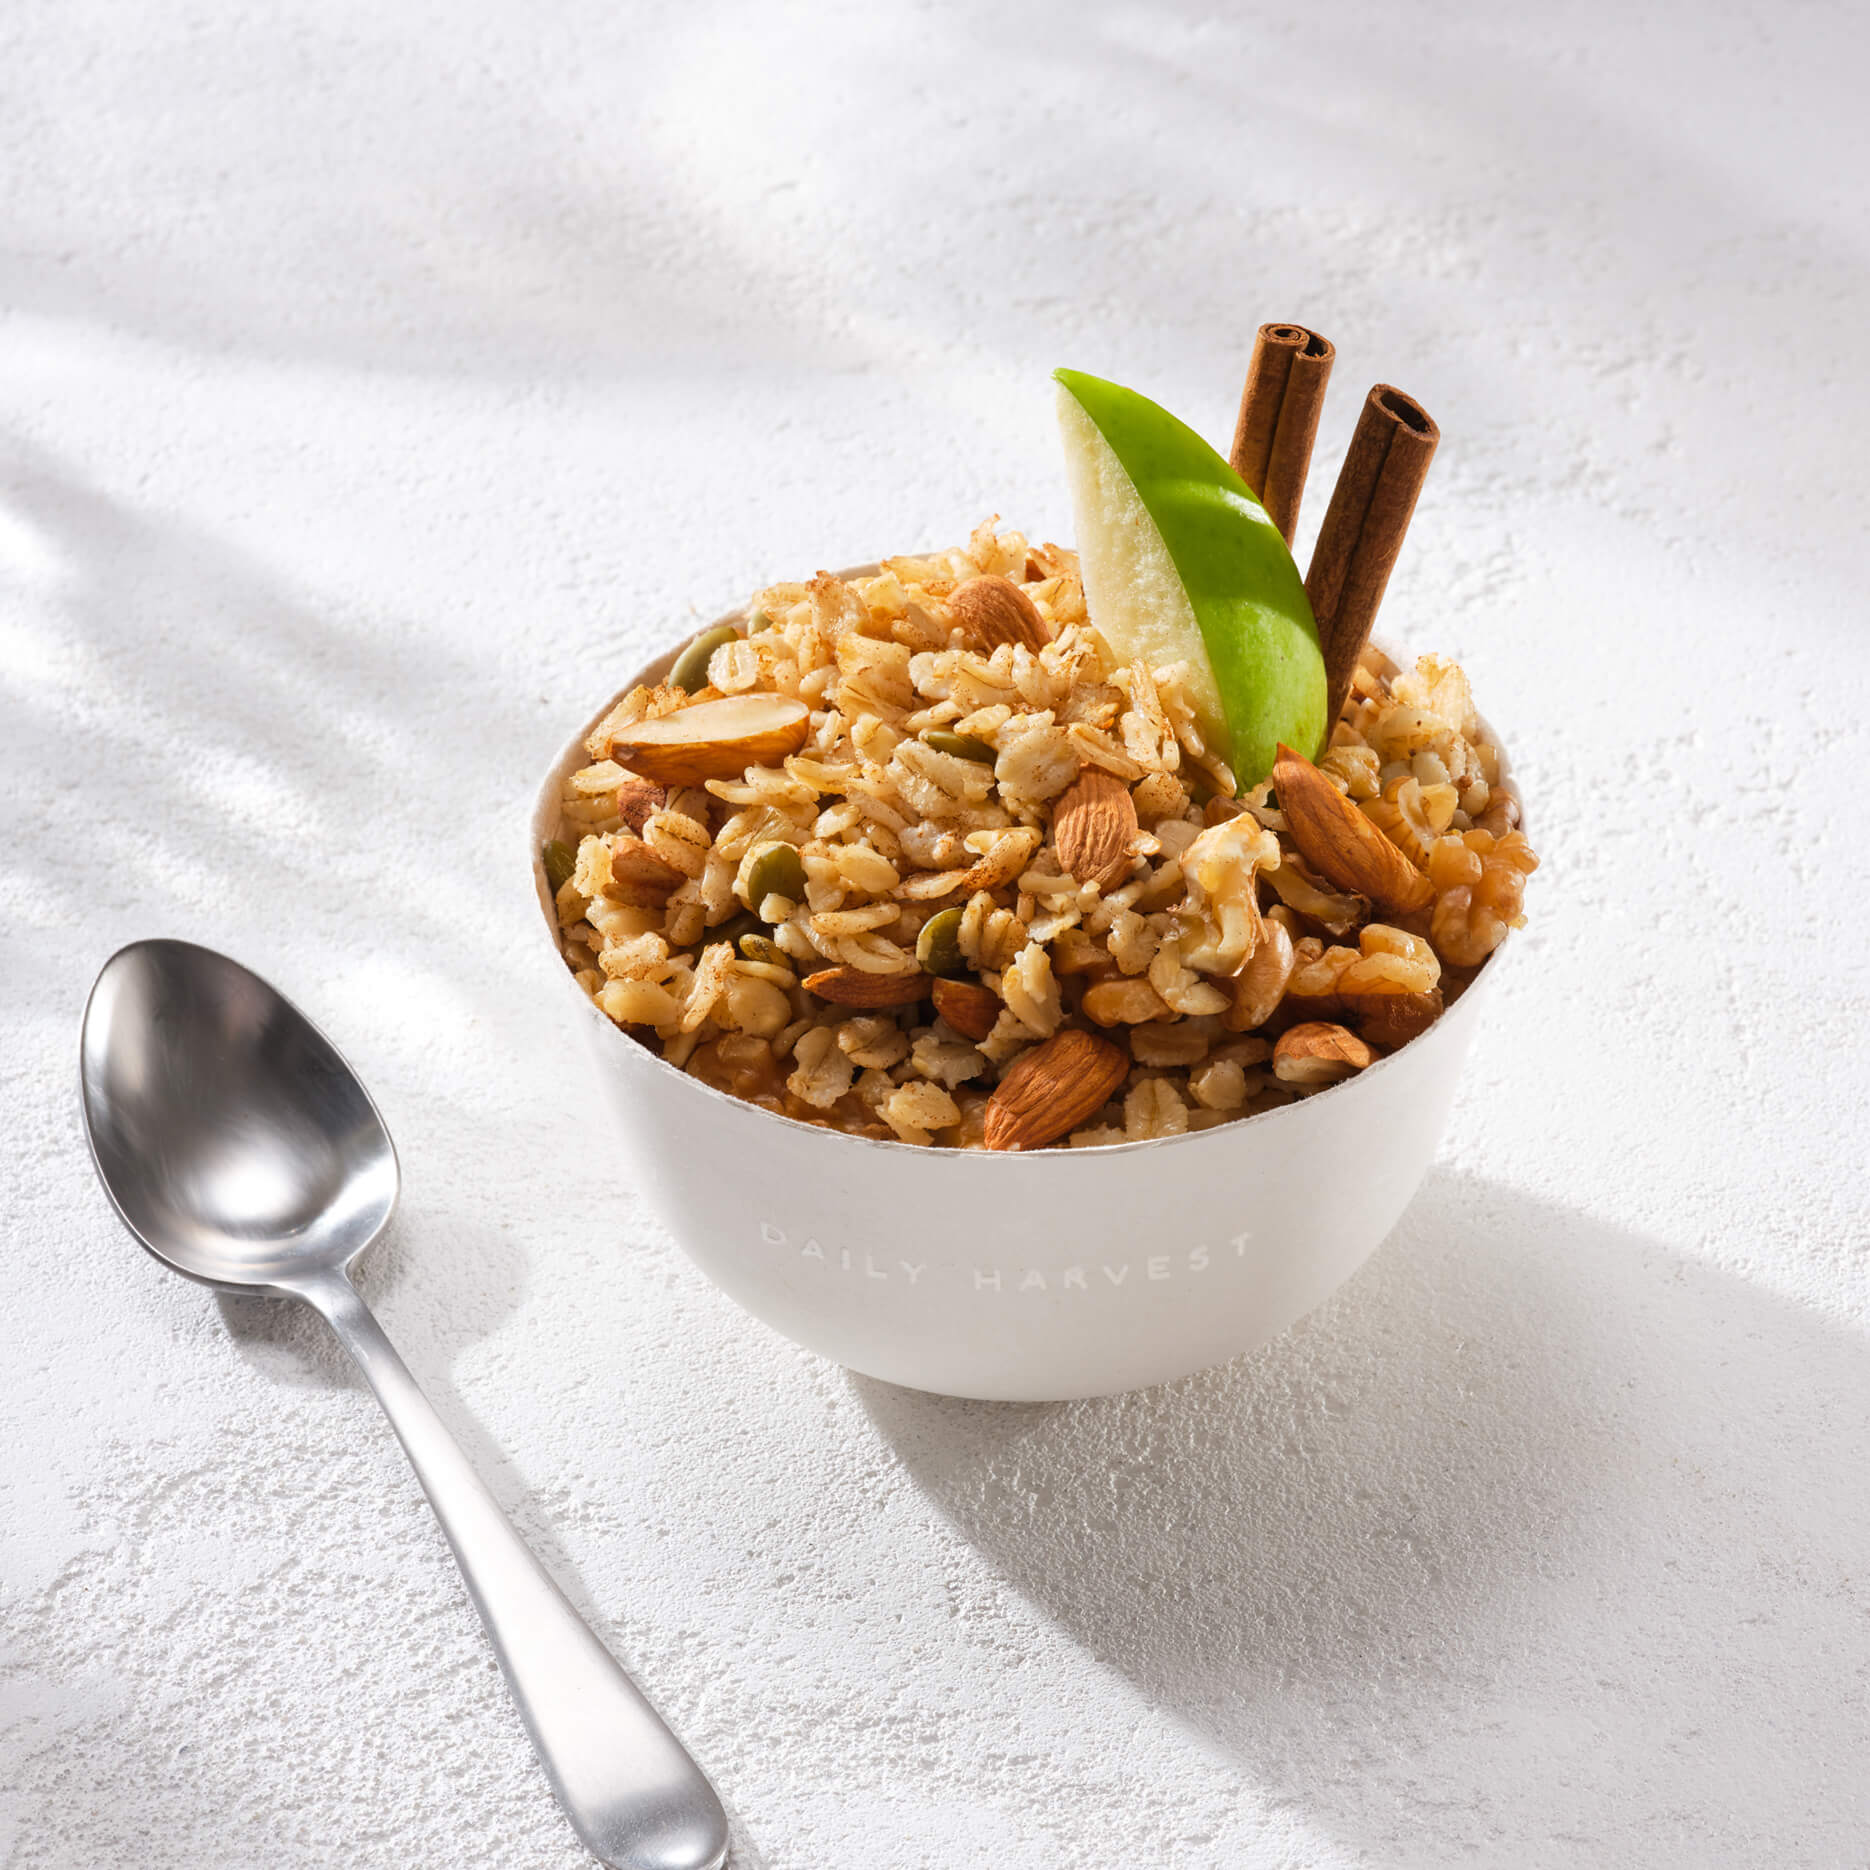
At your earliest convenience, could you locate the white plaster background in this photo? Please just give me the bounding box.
[3,2,1867,1865]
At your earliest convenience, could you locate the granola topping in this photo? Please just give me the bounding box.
[549,523,1536,1147]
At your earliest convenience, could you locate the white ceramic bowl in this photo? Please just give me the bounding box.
[531,597,1517,1401]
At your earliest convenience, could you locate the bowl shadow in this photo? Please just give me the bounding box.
[851,1170,1870,1867]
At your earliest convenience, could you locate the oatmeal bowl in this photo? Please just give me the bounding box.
[529,355,1535,1400]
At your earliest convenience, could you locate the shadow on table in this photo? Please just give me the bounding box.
[852,1172,1870,1867]
[5,421,569,1517]
[4,427,770,1868]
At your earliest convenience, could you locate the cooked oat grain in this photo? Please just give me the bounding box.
[550,522,1537,1147]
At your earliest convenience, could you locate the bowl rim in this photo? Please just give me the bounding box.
[529,570,1523,1164]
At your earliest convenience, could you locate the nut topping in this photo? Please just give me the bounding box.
[1273,744,1434,915]
[1342,987,1444,1050]
[605,834,686,907]
[984,1028,1128,1151]
[611,695,811,786]
[930,976,1000,1041]
[950,575,1054,653]
[1271,1021,1375,1085]
[802,966,930,1008]
[614,779,668,834]
[1053,768,1138,892]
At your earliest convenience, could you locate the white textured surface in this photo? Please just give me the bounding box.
[4,2,1868,1864]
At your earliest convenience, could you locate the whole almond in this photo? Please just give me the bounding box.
[950,575,1054,653]
[984,1028,1128,1151]
[1272,1020,1375,1084]
[614,779,668,834]
[1053,769,1138,891]
[803,966,930,1009]
[931,976,1001,1041]
[1274,745,1434,915]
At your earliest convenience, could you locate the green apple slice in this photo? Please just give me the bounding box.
[1054,366,1327,788]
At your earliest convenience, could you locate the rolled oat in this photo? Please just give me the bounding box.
[551,526,1537,1147]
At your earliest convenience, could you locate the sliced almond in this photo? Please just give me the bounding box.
[1342,987,1443,1050]
[1274,744,1434,915]
[931,976,1001,1041]
[614,778,668,834]
[802,966,930,1009]
[606,834,686,907]
[984,1028,1128,1152]
[1272,1020,1375,1085]
[612,695,811,786]
[1053,769,1137,891]
[950,575,1054,653]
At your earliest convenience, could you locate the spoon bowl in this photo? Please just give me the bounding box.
[80,939,398,1289]
[79,939,728,1870]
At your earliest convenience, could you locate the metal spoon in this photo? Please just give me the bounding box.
[79,938,730,1870]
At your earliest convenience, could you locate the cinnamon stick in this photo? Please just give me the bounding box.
[1228,322,1335,544]
[1305,383,1440,731]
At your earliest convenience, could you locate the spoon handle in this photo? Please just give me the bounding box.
[298,1269,728,1870]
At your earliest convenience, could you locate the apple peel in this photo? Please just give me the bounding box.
[1055,367,1328,789]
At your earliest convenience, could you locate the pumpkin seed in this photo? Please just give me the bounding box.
[741,839,806,910]
[669,622,742,694]
[923,730,997,765]
[542,839,577,893]
[737,932,789,968]
[915,906,967,976]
